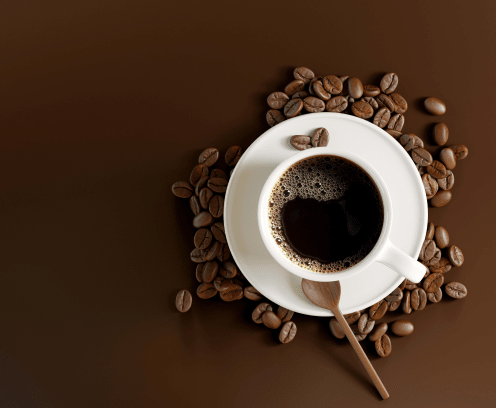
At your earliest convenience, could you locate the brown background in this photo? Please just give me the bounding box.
[1,1,495,407]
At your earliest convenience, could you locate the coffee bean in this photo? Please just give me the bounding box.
[176,290,193,312]
[405,279,419,291]
[190,164,209,186]
[430,257,452,274]
[450,144,469,160]
[402,291,412,314]
[399,279,407,290]
[216,242,231,262]
[432,123,449,146]
[279,321,297,343]
[339,76,349,91]
[388,299,401,311]
[308,75,322,95]
[225,146,242,166]
[433,226,449,249]
[199,187,214,209]
[376,93,396,112]
[303,96,325,113]
[445,282,468,299]
[204,240,222,261]
[368,322,388,342]
[284,79,305,96]
[213,275,232,292]
[447,245,464,267]
[423,272,444,293]
[375,333,392,357]
[172,181,194,198]
[411,288,427,311]
[311,127,329,147]
[380,73,398,94]
[344,311,361,325]
[284,98,304,118]
[387,113,405,131]
[439,148,456,170]
[197,283,217,299]
[192,211,213,229]
[190,195,201,215]
[208,195,224,219]
[198,148,219,167]
[194,176,209,196]
[202,260,219,283]
[430,190,452,207]
[369,300,388,320]
[211,222,226,243]
[252,302,273,324]
[424,97,446,115]
[385,129,402,138]
[427,160,448,179]
[194,228,213,250]
[420,239,436,262]
[196,264,205,283]
[346,77,363,99]
[267,92,290,109]
[220,284,243,301]
[210,168,228,180]
[207,177,228,193]
[329,318,345,339]
[422,174,439,197]
[262,310,282,329]
[293,67,315,84]
[425,248,441,266]
[412,135,424,149]
[412,148,433,166]
[390,92,408,114]
[322,75,343,95]
[373,107,391,128]
[325,96,348,113]
[386,287,404,302]
[427,288,443,303]
[358,313,375,334]
[312,80,331,101]
[293,90,309,99]
[351,101,374,119]
[244,286,263,301]
[362,96,379,110]
[190,247,206,263]
[290,135,312,150]
[267,109,286,127]
[220,260,237,278]
[391,320,414,336]
[346,96,355,106]
[426,222,435,239]
[363,84,381,97]
[277,307,294,322]
[351,324,367,341]
[438,170,455,190]
[397,133,414,151]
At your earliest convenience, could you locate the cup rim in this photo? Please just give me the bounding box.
[257,147,393,282]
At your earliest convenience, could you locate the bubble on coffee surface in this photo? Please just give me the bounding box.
[268,155,383,273]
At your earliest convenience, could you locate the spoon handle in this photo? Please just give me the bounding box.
[333,307,389,400]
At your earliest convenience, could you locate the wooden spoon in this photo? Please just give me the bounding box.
[302,279,389,400]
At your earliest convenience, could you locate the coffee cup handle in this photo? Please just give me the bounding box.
[376,240,426,283]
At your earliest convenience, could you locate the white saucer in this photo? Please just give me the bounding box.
[224,113,427,316]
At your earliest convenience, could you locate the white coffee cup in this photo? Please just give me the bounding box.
[258,147,426,283]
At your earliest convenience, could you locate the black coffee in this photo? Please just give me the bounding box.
[268,155,384,273]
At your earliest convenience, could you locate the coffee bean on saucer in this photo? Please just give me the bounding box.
[199,187,214,209]
[351,324,367,341]
[284,79,305,96]
[411,288,427,311]
[344,311,361,325]
[427,288,443,303]
[194,228,213,250]
[193,211,213,229]
[325,96,348,112]
[362,96,379,110]
[375,333,392,357]
[267,92,290,109]
[262,311,282,329]
[284,98,304,118]
[190,164,209,186]
[323,75,343,95]
[312,80,331,101]
[385,129,402,138]
[220,284,243,301]
[430,257,452,274]
[438,170,454,190]
[225,146,242,166]
[399,133,415,151]
[380,73,398,94]
[252,302,273,324]
[363,84,381,97]
[390,92,408,114]
[391,320,414,336]
[197,283,217,299]
[433,123,449,145]
[386,288,404,302]
[445,282,468,299]
[368,322,388,342]
[172,181,194,198]
[448,245,464,267]
[279,321,297,343]
[293,67,315,84]
[351,101,374,119]
[439,147,457,170]
[358,313,375,334]
[369,299,388,320]
[216,242,231,262]
[347,77,364,99]
[303,96,325,113]
[244,286,263,301]
[277,306,295,322]
[427,160,448,179]
[412,148,433,166]
[376,93,396,112]
[190,195,201,215]
[202,260,219,283]
[209,195,224,218]
[290,135,312,150]
[402,291,412,314]
[293,90,309,99]
[329,318,345,339]
[204,240,222,261]
[450,144,469,160]
[424,97,446,115]
[190,248,206,263]
[176,290,193,312]
[387,113,405,131]
[434,226,449,249]
[430,190,452,207]
[373,107,391,128]
[423,272,444,293]
[220,260,237,278]
[213,275,232,292]
[311,127,329,147]
[422,174,439,197]
[207,177,228,193]
[267,109,286,127]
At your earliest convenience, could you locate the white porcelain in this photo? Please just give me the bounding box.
[224,112,427,316]
[258,147,426,283]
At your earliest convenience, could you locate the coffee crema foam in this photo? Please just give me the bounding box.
[268,155,384,273]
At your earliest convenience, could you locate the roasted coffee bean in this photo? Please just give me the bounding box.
[430,190,452,207]
[420,239,437,261]
[369,322,388,342]
[220,284,243,301]
[427,288,443,303]
[433,123,449,146]
[211,222,226,243]
[311,127,329,147]
[386,288,404,302]
[172,181,194,198]
[197,283,217,299]
[388,299,401,311]
[176,290,193,312]
[448,245,464,267]
[252,302,273,324]
[399,279,407,290]
[267,92,290,109]
[424,97,446,115]
[293,67,315,84]
[351,100,374,119]
[262,311,282,329]
[445,282,468,299]
[244,286,263,301]
[450,144,469,160]
[412,148,433,166]
[195,263,204,282]
[194,228,213,250]
[422,174,439,197]
[290,135,312,150]
[220,260,237,278]
[347,77,363,99]
[344,311,361,325]
[210,168,228,180]
[199,187,214,209]
[380,73,398,94]
[373,107,391,128]
[190,195,201,215]
[192,211,213,229]
[195,176,209,196]
[391,320,414,336]
[279,321,297,343]
[402,291,412,314]
[375,333,392,357]
[202,260,219,283]
[204,240,222,261]
[277,307,294,323]
[339,76,349,91]
[362,96,379,110]
[213,275,233,292]
[390,92,408,114]
[411,288,427,311]
[385,129,402,138]
[322,75,343,95]
[423,272,444,293]
[358,313,375,334]
[376,93,396,112]
[267,109,286,127]
[284,98,304,118]
[405,279,419,291]
[308,75,322,95]
[387,113,405,131]
[216,242,231,262]
[438,170,455,190]
[190,164,209,186]
[346,96,355,106]
[412,135,424,149]
[207,177,228,193]
[369,300,388,320]
[208,195,224,218]
[325,96,348,113]
[198,148,219,167]
[426,248,441,266]
[434,226,449,249]
[329,318,345,339]
[439,148,456,170]
[284,79,305,96]
[303,96,325,113]
[427,160,448,179]
[399,133,415,151]
[430,257,452,274]
[225,146,242,166]
[293,90,309,99]
[312,80,331,101]
[190,248,206,263]
[351,324,367,341]
[363,84,381,97]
